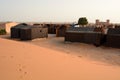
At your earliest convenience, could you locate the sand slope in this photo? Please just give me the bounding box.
[0,38,120,80]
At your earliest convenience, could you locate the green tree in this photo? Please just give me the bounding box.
[78,17,88,26]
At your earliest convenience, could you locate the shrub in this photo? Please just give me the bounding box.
[0,29,6,35]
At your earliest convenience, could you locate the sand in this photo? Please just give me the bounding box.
[0,37,120,80]
[27,34,120,66]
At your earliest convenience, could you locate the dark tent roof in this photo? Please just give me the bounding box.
[66,27,95,32]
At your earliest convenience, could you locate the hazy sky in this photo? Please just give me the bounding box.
[0,0,120,23]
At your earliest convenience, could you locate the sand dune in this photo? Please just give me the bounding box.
[27,35,120,66]
[0,38,120,80]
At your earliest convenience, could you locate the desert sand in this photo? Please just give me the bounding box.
[0,36,120,80]
[27,34,120,66]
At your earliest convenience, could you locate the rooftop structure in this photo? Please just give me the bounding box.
[95,19,111,28]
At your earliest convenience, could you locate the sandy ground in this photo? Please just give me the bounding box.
[24,34,120,66]
[0,35,120,80]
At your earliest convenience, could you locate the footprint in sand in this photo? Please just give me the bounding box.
[18,64,28,79]
[78,56,82,58]
[19,68,22,72]
[24,71,27,75]
[66,51,70,54]
[10,56,14,59]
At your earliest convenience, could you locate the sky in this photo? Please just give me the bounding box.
[0,0,120,23]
